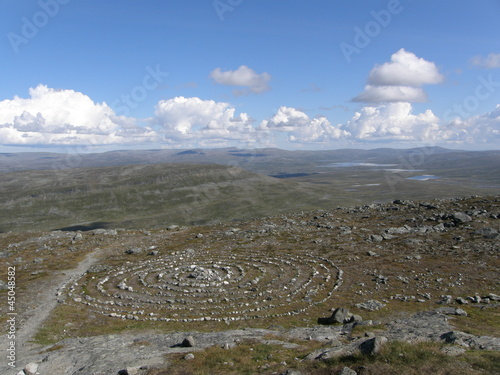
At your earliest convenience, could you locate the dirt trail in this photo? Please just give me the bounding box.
[4,248,103,365]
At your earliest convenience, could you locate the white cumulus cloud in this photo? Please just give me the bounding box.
[154,96,255,144]
[444,104,500,143]
[354,49,444,104]
[353,85,427,103]
[260,106,349,143]
[470,53,500,69]
[368,48,444,86]
[0,85,158,146]
[210,65,271,95]
[344,102,445,141]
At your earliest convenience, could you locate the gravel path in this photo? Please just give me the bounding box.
[1,248,103,374]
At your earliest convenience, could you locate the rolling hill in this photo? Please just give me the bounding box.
[0,163,339,232]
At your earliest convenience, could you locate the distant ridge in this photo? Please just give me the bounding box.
[0,146,480,174]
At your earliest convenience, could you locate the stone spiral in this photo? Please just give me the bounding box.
[68,248,342,322]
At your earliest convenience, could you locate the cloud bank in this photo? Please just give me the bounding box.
[0,85,498,149]
[0,85,157,146]
[0,50,498,150]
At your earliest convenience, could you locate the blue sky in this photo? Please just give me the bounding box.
[0,0,499,152]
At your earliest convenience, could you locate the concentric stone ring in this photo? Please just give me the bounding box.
[68,248,342,322]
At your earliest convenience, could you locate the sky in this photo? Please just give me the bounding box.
[0,0,499,153]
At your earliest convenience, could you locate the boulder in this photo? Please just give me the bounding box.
[437,307,468,316]
[488,293,500,301]
[181,335,196,347]
[359,336,388,355]
[24,363,39,375]
[451,212,472,224]
[351,314,363,323]
[369,235,383,243]
[330,307,353,324]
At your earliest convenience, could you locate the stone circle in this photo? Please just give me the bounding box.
[66,248,342,322]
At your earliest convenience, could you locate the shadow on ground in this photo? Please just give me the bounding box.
[55,222,114,232]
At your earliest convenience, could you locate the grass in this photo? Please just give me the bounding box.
[162,341,500,375]
[304,342,500,375]
[0,163,338,232]
[166,339,313,375]
[452,305,500,337]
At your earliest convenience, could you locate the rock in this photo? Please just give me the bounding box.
[331,307,353,324]
[440,346,466,356]
[118,368,139,375]
[125,248,142,255]
[367,250,379,256]
[359,336,388,355]
[473,228,498,239]
[436,307,468,316]
[451,212,472,224]
[93,229,117,235]
[87,264,111,273]
[339,367,358,375]
[441,331,472,347]
[456,297,468,305]
[488,293,500,301]
[0,280,8,291]
[351,314,363,323]
[381,233,397,240]
[184,353,195,360]
[181,335,196,347]
[24,363,39,375]
[438,295,453,304]
[355,300,386,311]
[369,235,383,243]
[284,370,304,375]
[441,331,500,350]
[387,226,411,234]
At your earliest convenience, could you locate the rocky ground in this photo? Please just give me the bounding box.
[0,195,499,374]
